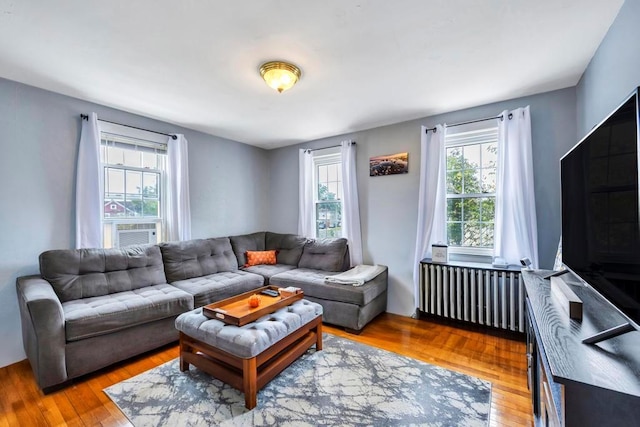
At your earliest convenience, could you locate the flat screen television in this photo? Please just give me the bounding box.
[561,87,640,343]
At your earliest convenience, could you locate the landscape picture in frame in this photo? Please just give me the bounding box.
[369,152,409,176]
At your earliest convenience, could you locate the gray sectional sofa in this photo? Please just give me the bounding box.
[16,231,387,391]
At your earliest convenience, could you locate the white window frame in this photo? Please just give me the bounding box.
[312,147,343,238]
[445,124,499,257]
[99,121,168,248]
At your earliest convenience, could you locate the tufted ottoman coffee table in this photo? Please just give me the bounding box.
[175,299,323,409]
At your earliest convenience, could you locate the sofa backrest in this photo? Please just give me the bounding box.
[159,237,238,283]
[265,232,307,265]
[229,232,266,267]
[39,245,166,303]
[298,238,350,272]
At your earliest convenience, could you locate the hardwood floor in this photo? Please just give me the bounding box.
[0,313,532,426]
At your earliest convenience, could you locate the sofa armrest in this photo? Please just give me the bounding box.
[16,275,67,390]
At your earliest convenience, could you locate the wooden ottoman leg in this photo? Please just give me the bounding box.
[243,357,258,409]
[179,333,190,372]
[316,320,323,351]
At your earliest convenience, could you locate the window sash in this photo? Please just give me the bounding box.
[445,125,498,255]
[312,149,342,238]
[100,130,167,238]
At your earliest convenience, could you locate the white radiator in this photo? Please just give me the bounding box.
[419,261,525,332]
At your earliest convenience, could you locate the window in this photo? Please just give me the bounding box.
[99,122,167,248]
[445,125,498,255]
[313,149,343,238]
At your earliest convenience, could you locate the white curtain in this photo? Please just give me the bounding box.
[165,134,192,241]
[341,140,363,266]
[494,106,539,268]
[413,125,446,307]
[298,149,315,238]
[75,112,103,248]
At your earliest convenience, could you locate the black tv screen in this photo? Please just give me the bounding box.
[561,89,640,327]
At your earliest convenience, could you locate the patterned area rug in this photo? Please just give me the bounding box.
[104,334,491,426]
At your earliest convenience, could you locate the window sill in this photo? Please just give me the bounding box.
[420,257,521,272]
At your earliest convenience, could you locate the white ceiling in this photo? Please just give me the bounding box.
[0,1,624,149]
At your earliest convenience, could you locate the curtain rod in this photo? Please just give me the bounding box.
[304,141,356,152]
[80,114,177,140]
[425,113,512,133]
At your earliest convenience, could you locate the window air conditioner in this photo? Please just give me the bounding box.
[115,223,158,248]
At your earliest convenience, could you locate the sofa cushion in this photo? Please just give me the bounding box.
[40,245,167,303]
[242,264,297,284]
[245,250,278,267]
[270,267,387,306]
[160,238,238,283]
[62,283,193,342]
[229,232,266,267]
[170,271,264,307]
[265,232,307,266]
[298,238,349,272]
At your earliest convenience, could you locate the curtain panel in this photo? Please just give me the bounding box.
[494,106,539,268]
[75,112,103,248]
[165,134,192,242]
[413,124,446,307]
[298,149,315,238]
[341,140,363,266]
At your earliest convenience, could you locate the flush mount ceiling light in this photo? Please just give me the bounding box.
[259,61,301,93]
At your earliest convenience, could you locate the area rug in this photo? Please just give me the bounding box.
[104,334,491,426]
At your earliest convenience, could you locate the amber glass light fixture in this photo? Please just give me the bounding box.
[259,61,301,93]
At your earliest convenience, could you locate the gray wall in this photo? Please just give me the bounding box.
[577,0,640,138]
[268,88,577,316]
[0,78,269,367]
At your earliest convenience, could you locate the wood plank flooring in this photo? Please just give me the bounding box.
[0,313,532,426]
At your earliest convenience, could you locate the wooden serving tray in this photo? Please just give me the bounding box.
[202,285,304,326]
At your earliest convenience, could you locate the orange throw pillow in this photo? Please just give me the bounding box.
[245,250,278,267]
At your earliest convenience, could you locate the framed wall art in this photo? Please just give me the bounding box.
[369,152,408,176]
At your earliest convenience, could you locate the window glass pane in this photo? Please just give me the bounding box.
[328,163,338,183]
[481,223,494,247]
[123,149,141,167]
[106,168,124,196]
[337,165,342,183]
[143,173,158,197]
[447,199,462,221]
[316,201,342,238]
[462,198,480,222]
[463,171,482,194]
[463,144,481,169]
[447,171,462,194]
[125,170,142,196]
[327,182,338,200]
[446,147,463,171]
[447,223,462,246]
[142,152,158,169]
[142,200,159,217]
[463,222,481,246]
[318,165,328,185]
[106,145,125,165]
[480,198,495,222]
[318,184,330,201]
[482,143,497,168]
[481,169,496,193]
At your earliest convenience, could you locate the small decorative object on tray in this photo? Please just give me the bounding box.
[278,286,302,297]
[248,294,261,308]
